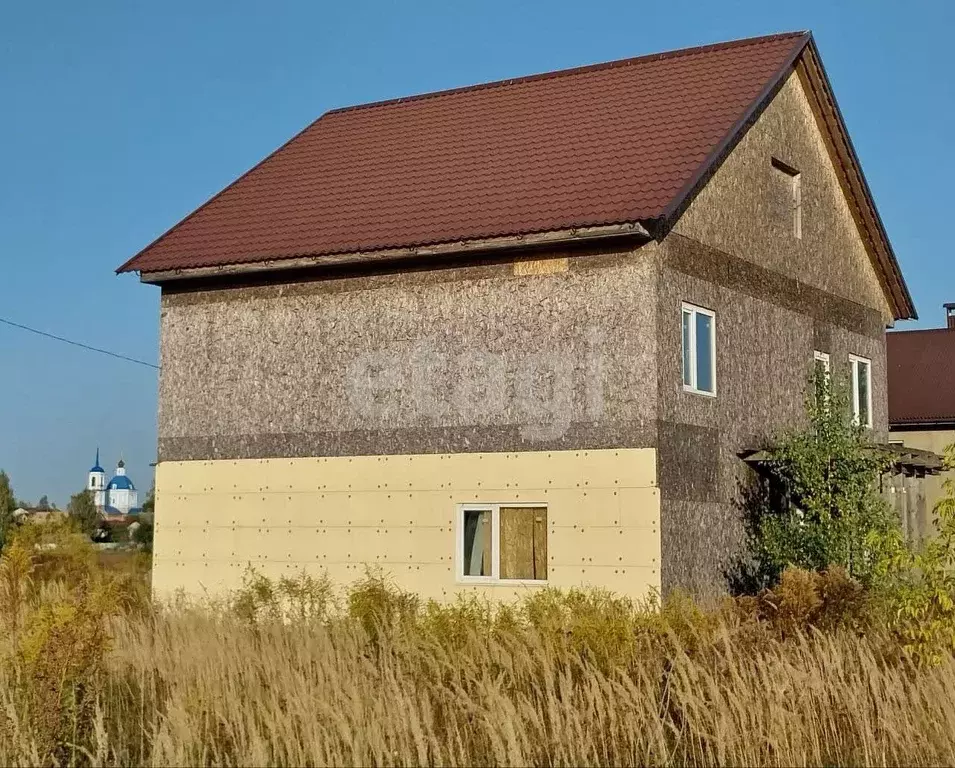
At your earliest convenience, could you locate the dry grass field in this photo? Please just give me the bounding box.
[2,521,955,767]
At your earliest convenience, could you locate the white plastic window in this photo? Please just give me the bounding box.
[682,303,716,396]
[849,354,872,427]
[458,504,548,583]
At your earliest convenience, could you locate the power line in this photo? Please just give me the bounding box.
[0,316,160,370]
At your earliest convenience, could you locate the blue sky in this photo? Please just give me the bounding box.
[1,0,952,505]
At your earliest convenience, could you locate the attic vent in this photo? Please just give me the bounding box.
[772,157,802,240]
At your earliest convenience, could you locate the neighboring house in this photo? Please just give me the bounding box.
[87,449,141,515]
[12,507,63,524]
[888,305,955,535]
[119,31,917,599]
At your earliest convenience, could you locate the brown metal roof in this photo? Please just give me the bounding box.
[888,328,955,427]
[117,31,916,321]
[119,32,809,274]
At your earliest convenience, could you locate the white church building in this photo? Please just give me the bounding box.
[88,449,140,515]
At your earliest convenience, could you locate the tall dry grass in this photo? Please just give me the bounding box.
[93,602,955,767]
[1,526,955,766]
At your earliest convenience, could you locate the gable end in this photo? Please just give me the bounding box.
[656,35,915,322]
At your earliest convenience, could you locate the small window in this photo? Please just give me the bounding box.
[458,504,548,583]
[682,303,716,396]
[849,354,872,427]
[772,157,802,239]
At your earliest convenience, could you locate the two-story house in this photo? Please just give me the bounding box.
[120,31,916,599]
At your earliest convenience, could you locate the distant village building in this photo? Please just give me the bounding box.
[12,507,63,524]
[888,304,955,535]
[87,449,140,515]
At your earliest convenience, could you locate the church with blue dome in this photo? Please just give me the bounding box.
[88,449,140,515]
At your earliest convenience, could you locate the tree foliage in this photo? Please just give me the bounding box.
[746,369,898,587]
[67,489,100,537]
[140,488,155,518]
[129,517,153,551]
[0,470,15,552]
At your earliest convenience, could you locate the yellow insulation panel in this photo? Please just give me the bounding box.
[153,448,660,602]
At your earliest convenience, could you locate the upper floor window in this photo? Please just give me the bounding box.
[849,354,872,427]
[772,157,802,239]
[682,303,716,396]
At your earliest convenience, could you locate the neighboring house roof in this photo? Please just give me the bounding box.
[118,31,915,320]
[888,329,955,427]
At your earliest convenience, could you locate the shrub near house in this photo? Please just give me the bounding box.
[742,370,899,588]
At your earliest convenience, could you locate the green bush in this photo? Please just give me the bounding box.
[420,594,496,651]
[0,520,129,764]
[346,568,419,641]
[745,369,899,587]
[519,587,650,671]
[16,583,117,764]
[232,566,336,623]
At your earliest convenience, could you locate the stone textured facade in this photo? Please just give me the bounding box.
[154,72,898,597]
[657,72,892,594]
[672,72,894,324]
[158,242,660,462]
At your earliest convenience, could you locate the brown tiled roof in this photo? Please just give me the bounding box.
[119,32,810,275]
[888,329,955,427]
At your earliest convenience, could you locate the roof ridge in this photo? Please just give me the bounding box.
[323,31,810,118]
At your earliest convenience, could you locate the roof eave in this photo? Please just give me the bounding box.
[889,420,955,432]
[133,221,652,285]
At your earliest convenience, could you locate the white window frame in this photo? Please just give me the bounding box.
[682,302,717,397]
[456,502,548,586]
[849,354,873,428]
